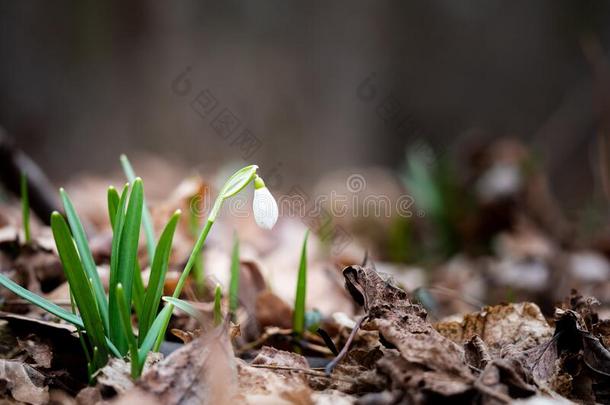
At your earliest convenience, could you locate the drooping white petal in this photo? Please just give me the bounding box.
[253,186,278,229]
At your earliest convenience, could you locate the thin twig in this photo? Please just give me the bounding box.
[0,128,59,225]
[236,327,292,354]
[324,314,368,375]
[418,286,484,309]
[249,364,358,383]
[317,328,339,355]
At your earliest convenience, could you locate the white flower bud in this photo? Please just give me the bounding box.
[252,185,278,230]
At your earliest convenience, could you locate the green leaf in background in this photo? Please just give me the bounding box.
[60,188,109,334]
[51,212,109,368]
[229,232,240,317]
[292,230,309,337]
[20,173,30,243]
[403,150,442,219]
[213,284,222,326]
[402,147,466,259]
[139,210,181,341]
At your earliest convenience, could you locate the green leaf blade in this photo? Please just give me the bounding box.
[139,210,181,341]
[116,283,139,378]
[108,179,143,354]
[60,189,109,333]
[138,304,173,365]
[209,165,258,221]
[292,230,309,337]
[219,165,258,199]
[0,273,83,327]
[51,212,109,364]
[120,155,156,261]
[162,296,204,324]
[107,186,120,229]
[132,261,145,324]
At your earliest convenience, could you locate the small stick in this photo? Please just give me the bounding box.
[249,364,358,383]
[316,328,339,355]
[0,128,59,225]
[324,314,368,375]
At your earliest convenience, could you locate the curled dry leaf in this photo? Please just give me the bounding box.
[340,264,474,399]
[540,293,610,403]
[334,264,585,404]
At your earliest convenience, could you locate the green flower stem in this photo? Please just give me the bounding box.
[229,232,240,317]
[151,218,214,352]
[148,165,259,352]
[172,219,213,299]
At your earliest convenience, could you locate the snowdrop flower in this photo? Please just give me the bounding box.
[252,175,278,229]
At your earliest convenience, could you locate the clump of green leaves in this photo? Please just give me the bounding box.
[292,230,309,338]
[0,160,272,381]
[20,173,31,243]
[401,147,468,260]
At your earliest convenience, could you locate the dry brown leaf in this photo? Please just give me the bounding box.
[126,327,236,405]
[17,338,52,368]
[0,359,48,404]
[0,312,88,391]
[436,302,553,354]
[340,264,474,399]
[75,386,103,405]
[255,291,293,330]
[96,358,135,395]
[236,346,313,404]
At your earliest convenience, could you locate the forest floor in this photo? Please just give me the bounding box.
[1,140,610,404]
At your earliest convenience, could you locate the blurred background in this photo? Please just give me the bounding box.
[2,1,610,213]
[4,0,610,319]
